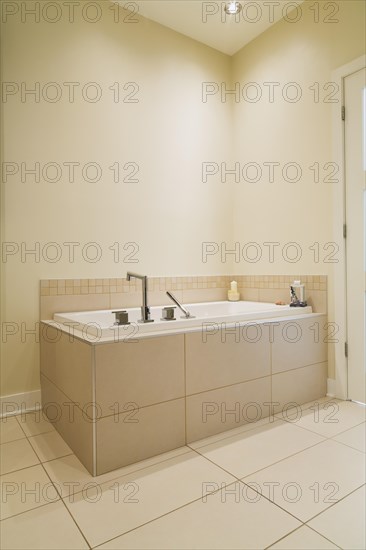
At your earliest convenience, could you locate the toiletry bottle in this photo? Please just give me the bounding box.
[290,280,306,305]
[228,280,240,301]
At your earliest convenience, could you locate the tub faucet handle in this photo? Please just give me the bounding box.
[112,310,130,325]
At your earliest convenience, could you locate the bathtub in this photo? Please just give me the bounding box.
[53,300,313,340]
[42,300,327,475]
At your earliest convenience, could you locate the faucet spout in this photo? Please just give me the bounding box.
[126,272,154,323]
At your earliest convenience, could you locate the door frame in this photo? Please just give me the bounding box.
[332,55,366,400]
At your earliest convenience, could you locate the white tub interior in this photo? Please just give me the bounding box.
[53,301,313,340]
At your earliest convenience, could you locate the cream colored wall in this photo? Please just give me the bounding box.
[1,0,365,397]
[1,2,232,397]
[231,0,365,377]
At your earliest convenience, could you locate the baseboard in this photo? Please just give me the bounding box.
[0,390,42,418]
[326,378,336,398]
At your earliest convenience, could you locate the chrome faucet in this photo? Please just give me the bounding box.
[166,291,195,319]
[126,272,154,323]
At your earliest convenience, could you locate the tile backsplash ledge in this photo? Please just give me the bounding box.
[40,275,327,296]
[40,275,327,319]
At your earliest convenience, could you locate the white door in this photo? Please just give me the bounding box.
[344,67,366,403]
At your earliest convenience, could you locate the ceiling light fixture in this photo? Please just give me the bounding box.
[224,2,242,15]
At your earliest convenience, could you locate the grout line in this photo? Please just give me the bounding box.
[97,395,186,421]
[305,524,343,549]
[91,475,304,550]
[303,482,366,525]
[263,525,307,550]
[14,414,32,439]
[39,460,92,549]
[90,479,244,549]
[188,416,281,451]
[0,434,27,446]
[24,429,56,439]
[328,435,366,454]
[0,461,44,478]
[0,500,61,524]
[192,433,331,493]
[276,413,366,441]
[189,396,344,452]
[58,498,92,549]
[329,419,366,437]
[188,446,307,525]
[239,438,329,481]
[46,448,194,499]
[272,359,328,377]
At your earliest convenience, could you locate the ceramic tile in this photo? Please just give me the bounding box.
[16,411,55,437]
[40,374,94,474]
[0,501,88,549]
[40,294,110,320]
[96,482,300,550]
[239,288,260,301]
[185,326,270,395]
[333,422,366,453]
[148,290,183,306]
[0,464,59,520]
[258,288,290,304]
[0,416,26,444]
[308,485,365,550]
[187,374,272,442]
[43,447,192,498]
[244,440,365,522]
[0,438,40,475]
[95,335,185,416]
[41,328,93,408]
[271,316,327,374]
[28,430,73,462]
[96,398,185,475]
[195,418,324,478]
[274,396,339,422]
[288,400,366,438]
[182,289,227,303]
[268,525,338,549]
[64,451,236,547]
[110,292,146,309]
[271,363,327,414]
[189,415,275,450]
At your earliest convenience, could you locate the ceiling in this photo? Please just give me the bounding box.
[114,1,304,56]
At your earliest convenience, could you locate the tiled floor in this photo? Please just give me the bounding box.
[0,398,365,549]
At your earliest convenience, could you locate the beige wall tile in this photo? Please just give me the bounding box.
[238,288,260,301]
[41,375,94,474]
[40,294,110,320]
[271,315,327,374]
[186,377,271,443]
[96,399,185,475]
[95,335,185,416]
[148,290,183,306]
[110,292,143,309]
[272,362,328,415]
[259,288,290,304]
[40,324,93,408]
[185,328,270,394]
[182,288,227,303]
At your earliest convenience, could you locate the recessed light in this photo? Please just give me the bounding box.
[224,2,242,15]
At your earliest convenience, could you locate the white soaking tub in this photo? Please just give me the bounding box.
[53,300,313,341]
